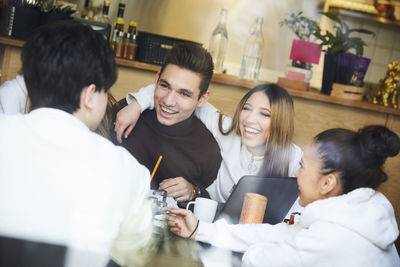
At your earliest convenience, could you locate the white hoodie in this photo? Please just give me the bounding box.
[196,188,400,267]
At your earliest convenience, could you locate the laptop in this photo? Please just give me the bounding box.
[215,176,299,224]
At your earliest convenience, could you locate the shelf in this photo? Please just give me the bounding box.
[337,8,400,28]
[324,0,400,28]
[324,0,378,15]
[1,35,400,116]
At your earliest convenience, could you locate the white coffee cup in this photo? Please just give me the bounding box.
[186,197,218,223]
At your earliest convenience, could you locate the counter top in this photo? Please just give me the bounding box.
[1,35,399,116]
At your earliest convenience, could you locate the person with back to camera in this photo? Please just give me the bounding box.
[0,21,152,266]
[115,83,303,216]
[0,73,118,139]
[164,125,400,266]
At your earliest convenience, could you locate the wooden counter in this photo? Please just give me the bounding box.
[1,36,400,249]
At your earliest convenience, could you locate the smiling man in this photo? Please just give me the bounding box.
[113,43,222,203]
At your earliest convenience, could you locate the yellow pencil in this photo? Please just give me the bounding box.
[150,155,163,181]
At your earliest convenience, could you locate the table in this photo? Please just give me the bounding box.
[106,227,243,267]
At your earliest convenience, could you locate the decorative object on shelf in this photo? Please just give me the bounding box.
[375,0,395,20]
[239,16,264,82]
[279,12,322,90]
[373,61,400,109]
[393,0,400,21]
[315,12,374,95]
[324,0,378,15]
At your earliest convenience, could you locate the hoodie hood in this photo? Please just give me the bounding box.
[300,188,399,250]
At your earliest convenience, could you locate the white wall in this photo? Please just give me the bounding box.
[101,0,323,85]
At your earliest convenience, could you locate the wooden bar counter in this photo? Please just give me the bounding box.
[1,36,400,249]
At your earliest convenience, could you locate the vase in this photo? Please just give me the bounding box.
[321,52,337,95]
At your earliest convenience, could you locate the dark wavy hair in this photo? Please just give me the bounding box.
[313,125,400,193]
[159,43,213,98]
[22,20,117,113]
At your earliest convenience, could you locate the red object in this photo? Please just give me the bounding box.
[287,71,306,81]
[290,39,322,65]
[289,214,295,224]
[376,3,394,19]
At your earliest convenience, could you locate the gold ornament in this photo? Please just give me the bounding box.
[373,61,400,109]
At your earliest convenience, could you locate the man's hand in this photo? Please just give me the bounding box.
[114,99,141,143]
[159,177,195,202]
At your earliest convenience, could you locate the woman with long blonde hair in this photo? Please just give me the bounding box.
[196,83,302,202]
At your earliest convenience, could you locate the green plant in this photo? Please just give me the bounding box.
[280,12,319,42]
[315,12,375,57]
[281,12,375,57]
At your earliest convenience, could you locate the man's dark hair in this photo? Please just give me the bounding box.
[22,20,117,113]
[159,43,213,98]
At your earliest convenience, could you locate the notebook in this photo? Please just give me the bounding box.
[215,176,299,224]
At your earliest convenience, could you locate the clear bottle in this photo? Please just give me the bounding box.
[208,8,228,74]
[97,1,111,24]
[239,16,264,82]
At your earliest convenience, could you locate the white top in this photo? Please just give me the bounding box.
[195,102,303,203]
[0,75,28,114]
[0,108,152,266]
[129,84,303,203]
[196,188,400,267]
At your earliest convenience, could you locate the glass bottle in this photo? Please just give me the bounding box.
[81,0,93,20]
[208,8,228,74]
[116,2,126,23]
[110,2,126,49]
[115,28,125,58]
[123,21,137,60]
[97,1,111,24]
[111,18,124,51]
[239,16,264,82]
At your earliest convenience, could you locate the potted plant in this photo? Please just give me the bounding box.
[314,12,375,95]
[280,12,322,85]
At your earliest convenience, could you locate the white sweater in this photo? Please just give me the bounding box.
[0,108,152,266]
[195,102,303,203]
[0,75,28,114]
[196,188,400,267]
[130,84,303,203]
